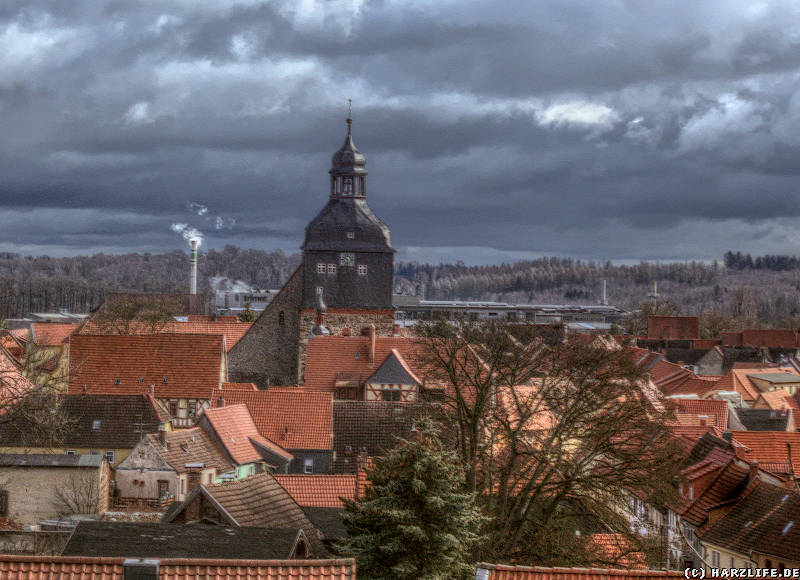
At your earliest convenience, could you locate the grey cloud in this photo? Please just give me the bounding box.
[3,0,800,263]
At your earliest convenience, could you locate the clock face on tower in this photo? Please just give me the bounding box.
[339,252,355,267]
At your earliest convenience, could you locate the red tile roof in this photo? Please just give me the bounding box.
[31,322,80,346]
[679,457,752,527]
[304,336,424,394]
[79,319,252,352]
[202,403,291,465]
[670,399,729,430]
[588,534,647,569]
[478,564,680,580]
[158,558,356,580]
[698,479,800,563]
[212,388,332,450]
[68,334,224,399]
[0,555,355,580]
[219,382,258,391]
[273,474,357,507]
[647,316,699,340]
[754,389,800,411]
[730,431,800,477]
[722,329,799,348]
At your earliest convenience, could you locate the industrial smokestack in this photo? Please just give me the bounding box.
[601,279,608,306]
[190,239,198,295]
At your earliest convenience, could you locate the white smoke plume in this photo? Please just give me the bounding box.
[170,223,203,246]
[189,202,208,216]
[210,275,253,293]
[215,216,236,230]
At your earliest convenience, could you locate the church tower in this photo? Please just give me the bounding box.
[228,111,396,388]
[301,115,395,309]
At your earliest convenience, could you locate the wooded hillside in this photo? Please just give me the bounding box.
[1,247,800,328]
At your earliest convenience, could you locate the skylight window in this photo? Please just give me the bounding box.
[162,377,168,384]
[114,378,121,385]
[92,420,101,431]
[782,494,790,503]
[782,521,794,535]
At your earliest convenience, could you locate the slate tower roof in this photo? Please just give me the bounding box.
[301,114,394,309]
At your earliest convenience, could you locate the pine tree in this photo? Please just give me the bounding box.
[337,419,484,580]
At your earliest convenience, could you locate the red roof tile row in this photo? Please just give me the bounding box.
[273,474,357,508]
[304,336,424,394]
[202,404,291,465]
[68,334,224,399]
[479,564,680,580]
[31,322,80,346]
[213,387,333,450]
[79,318,252,352]
[0,555,355,580]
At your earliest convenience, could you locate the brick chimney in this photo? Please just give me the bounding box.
[217,395,225,408]
[158,425,167,446]
[749,460,759,482]
[185,465,203,493]
[124,559,159,580]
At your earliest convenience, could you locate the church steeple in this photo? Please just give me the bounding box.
[330,105,367,198]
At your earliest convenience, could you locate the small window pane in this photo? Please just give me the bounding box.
[316,263,326,274]
[303,458,314,474]
[358,264,368,276]
[327,264,337,274]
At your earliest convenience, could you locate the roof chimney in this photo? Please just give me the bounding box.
[124,559,159,580]
[217,395,225,408]
[601,279,608,306]
[749,459,759,482]
[158,424,167,446]
[189,239,198,295]
[369,323,376,366]
[393,323,400,336]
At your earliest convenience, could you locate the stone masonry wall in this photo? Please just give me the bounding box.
[228,267,303,388]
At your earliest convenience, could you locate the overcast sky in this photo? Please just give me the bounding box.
[3,0,800,264]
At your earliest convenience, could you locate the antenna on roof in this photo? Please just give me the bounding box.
[346,98,353,136]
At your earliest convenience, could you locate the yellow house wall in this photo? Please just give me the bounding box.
[0,447,132,467]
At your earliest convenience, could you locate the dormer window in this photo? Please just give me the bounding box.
[114,378,121,385]
[138,378,144,384]
[162,377,168,384]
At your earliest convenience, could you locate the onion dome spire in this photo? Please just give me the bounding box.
[330,99,366,198]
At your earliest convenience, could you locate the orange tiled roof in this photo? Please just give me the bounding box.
[304,336,425,393]
[754,389,800,411]
[212,388,332,450]
[671,399,729,430]
[68,334,224,399]
[273,474,356,507]
[478,564,680,580]
[588,533,647,569]
[219,382,258,391]
[202,403,291,465]
[730,431,800,476]
[722,367,800,402]
[31,322,79,346]
[79,319,252,352]
[0,555,355,580]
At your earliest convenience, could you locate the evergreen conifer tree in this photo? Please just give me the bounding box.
[337,419,484,580]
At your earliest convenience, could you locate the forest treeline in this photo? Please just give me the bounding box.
[2,247,800,328]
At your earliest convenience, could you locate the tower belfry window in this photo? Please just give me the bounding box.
[343,176,353,193]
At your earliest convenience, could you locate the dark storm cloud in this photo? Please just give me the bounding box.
[3,0,800,263]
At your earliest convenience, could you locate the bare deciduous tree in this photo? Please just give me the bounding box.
[52,470,101,517]
[416,320,684,565]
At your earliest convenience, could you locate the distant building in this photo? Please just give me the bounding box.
[393,295,625,329]
[215,289,280,315]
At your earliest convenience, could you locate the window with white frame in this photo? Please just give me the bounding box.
[327,264,337,274]
[105,450,115,464]
[358,264,368,276]
[304,458,314,474]
[317,263,326,274]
